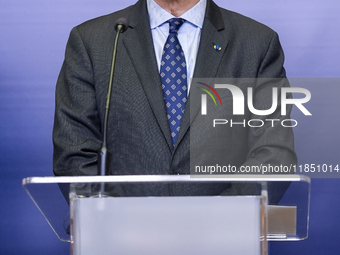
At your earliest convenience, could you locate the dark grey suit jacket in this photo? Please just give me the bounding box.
[53,0,297,198]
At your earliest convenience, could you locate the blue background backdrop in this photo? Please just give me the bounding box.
[1,0,339,254]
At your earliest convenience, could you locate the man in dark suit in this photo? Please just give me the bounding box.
[53,0,297,197]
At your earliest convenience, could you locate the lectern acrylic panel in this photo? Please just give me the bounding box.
[22,175,310,255]
[71,195,261,255]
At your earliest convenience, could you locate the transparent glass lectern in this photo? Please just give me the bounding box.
[22,175,310,255]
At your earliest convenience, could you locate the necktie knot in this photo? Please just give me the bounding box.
[168,18,186,34]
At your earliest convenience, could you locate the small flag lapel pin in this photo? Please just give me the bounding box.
[213,44,222,51]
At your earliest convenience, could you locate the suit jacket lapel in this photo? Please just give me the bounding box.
[176,0,229,146]
[123,0,174,150]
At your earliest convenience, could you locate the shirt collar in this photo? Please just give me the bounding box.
[147,0,206,29]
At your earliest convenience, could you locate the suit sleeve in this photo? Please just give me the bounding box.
[241,32,297,170]
[238,32,297,203]
[53,27,102,176]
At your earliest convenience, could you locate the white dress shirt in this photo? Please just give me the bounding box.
[147,0,207,93]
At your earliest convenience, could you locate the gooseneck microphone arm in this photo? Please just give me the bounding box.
[98,19,128,176]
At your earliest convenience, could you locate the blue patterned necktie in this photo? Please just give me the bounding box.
[160,18,188,146]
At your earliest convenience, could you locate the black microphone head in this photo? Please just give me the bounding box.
[115,18,128,33]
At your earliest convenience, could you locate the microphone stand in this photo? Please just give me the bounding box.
[97,22,127,196]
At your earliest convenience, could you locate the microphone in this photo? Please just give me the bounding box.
[115,17,128,33]
[98,18,128,177]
